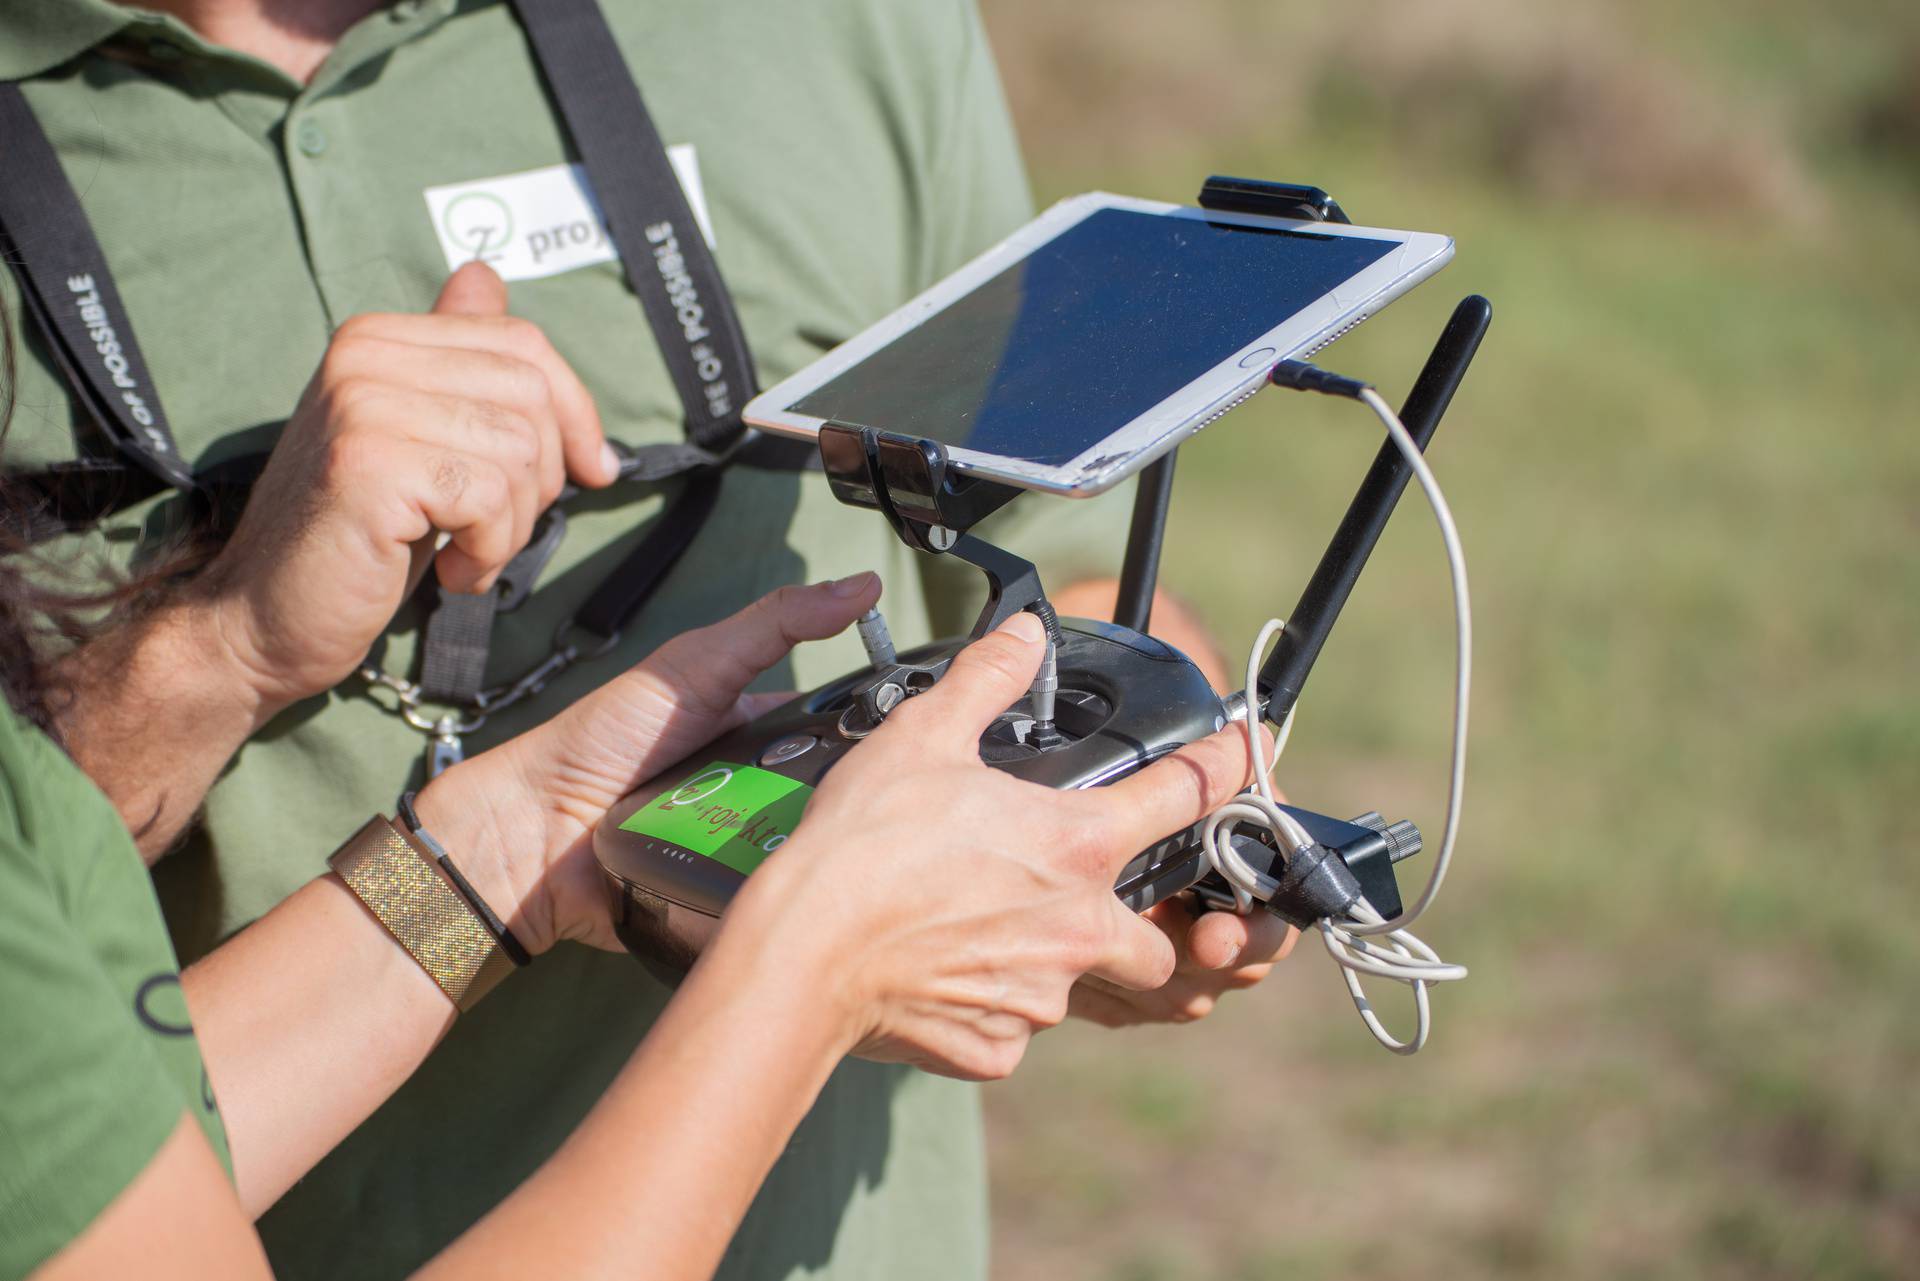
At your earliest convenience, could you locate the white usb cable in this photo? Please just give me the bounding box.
[1200,384,1470,1054]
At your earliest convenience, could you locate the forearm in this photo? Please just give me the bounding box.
[419,911,850,1281]
[182,872,456,1216]
[56,591,272,860]
[178,769,543,1217]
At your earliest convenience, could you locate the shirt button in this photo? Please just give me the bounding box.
[391,0,424,20]
[295,120,329,157]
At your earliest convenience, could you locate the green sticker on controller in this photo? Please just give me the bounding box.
[618,761,813,876]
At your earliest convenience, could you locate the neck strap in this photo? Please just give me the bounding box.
[0,0,761,496]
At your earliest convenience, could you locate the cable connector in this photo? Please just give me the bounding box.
[1269,359,1372,400]
[1265,841,1364,930]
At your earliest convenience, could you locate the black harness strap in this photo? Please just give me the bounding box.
[0,83,194,493]
[508,0,756,454]
[572,470,722,642]
[408,0,769,703]
[0,0,793,717]
[417,590,499,705]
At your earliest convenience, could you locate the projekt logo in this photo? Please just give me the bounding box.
[440,191,515,262]
[423,150,711,284]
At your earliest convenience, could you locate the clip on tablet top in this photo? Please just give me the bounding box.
[1195,175,1352,224]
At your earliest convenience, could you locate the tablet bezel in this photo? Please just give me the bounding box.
[743,191,1454,496]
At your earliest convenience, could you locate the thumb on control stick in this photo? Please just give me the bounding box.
[873,612,1048,755]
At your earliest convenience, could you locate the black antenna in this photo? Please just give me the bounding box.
[1113,451,1177,632]
[1258,295,1492,722]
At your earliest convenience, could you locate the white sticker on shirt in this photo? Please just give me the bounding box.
[422,146,715,282]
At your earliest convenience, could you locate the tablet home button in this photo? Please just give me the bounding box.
[1238,346,1277,369]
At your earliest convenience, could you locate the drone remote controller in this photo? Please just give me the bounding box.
[592,179,1490,1042]
[596,566,1416,977]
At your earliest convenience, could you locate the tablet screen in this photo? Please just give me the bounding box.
[787,208,1398,466]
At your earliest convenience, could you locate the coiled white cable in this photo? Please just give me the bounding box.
[1200,386,1470,1055]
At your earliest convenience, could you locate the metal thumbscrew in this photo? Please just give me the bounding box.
[1349,811,1424,863]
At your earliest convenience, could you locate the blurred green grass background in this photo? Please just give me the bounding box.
[975,1,1920,1277]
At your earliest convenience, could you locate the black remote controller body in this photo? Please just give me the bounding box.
[594,616,1407,980]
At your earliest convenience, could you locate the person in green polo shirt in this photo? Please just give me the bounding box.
[0,365,1264,1278]
[0,704,233,1276]
[0,2,1294,1277]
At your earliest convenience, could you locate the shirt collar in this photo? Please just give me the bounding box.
[0,0,467,85]
[0,0,140,82]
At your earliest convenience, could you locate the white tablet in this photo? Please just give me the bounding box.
[744,192,1453,496]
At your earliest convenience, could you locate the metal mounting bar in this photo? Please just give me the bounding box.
[1112,451,1177,633]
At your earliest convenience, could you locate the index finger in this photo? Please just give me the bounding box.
[346,312,618,488]
[643,574,883,716]
[1075,727,1262,871]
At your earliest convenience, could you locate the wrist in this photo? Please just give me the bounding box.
[57,590,269,750]
[175,576,293,732]
[717,855,870,1057]
[49,587,273,859]
[412,761,558,957]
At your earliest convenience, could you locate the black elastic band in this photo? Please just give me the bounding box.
[409,0,767,693]
[396,792,533,968]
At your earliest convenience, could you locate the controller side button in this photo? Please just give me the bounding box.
[759,735,819,767]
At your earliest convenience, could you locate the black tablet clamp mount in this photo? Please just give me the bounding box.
[594,178,1492,978]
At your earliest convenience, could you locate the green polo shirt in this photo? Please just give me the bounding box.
[1,2,1133,1278]
[0,704,231,1280]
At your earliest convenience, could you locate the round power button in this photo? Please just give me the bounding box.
[759,735,818,767]
[1238,346,1278,369]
